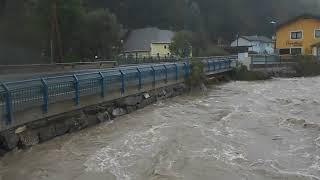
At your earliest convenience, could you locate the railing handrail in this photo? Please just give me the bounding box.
[0,57,236,130]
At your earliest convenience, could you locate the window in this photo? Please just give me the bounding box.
[291,31,303,40]
[279,48,290,55]
[315,30,320,38]
[164,45,167,49]
[291,48,302,55]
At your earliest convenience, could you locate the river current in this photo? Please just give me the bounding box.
[1,77,320,180]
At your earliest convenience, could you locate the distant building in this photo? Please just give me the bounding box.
[231,35,274,54]
[123,27,175,58]
[276,14,320,56]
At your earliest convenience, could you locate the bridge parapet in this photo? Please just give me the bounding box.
[0,56,236,131]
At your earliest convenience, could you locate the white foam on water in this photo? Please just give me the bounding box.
[84,123,169,180]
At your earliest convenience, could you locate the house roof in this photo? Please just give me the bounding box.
[123,27,175,52]
[241,35,273,43]
[276,14,320,30]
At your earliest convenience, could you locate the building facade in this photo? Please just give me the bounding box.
[123,27,174,58]
[150,42,171,57]
[231,35,274,54]
[276,14,320,56]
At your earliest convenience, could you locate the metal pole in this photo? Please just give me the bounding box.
[73,75,80,105]
[1,83,12,125]
[137,67,142,90]
[119,70,125,95]
[99,72,105,97]
[163,64,168,83]
[174,63,178,81]
[41,78,49,113]
[151,66,156,88]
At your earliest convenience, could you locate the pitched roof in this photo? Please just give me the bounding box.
[241,35,273,43]
[123,27,175,52]
[277,14,320,30]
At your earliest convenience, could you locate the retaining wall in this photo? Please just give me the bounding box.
[0,83,187,155]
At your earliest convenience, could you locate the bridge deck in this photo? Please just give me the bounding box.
[0,57,236,131]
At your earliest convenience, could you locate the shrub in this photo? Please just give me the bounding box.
[230,64,270,81]
[186,59,206,86]
[293,55,320,77]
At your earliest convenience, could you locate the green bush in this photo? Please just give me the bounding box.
[186,59,206,86]
[293,55,320,77]
[230,65,270,81]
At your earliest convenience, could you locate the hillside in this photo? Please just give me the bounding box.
[0,0,319,63]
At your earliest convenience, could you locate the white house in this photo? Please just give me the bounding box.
[231,35,274,54]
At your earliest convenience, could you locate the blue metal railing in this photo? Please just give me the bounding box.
[0,58,233,127]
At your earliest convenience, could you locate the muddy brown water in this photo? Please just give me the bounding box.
[1,77,320,180]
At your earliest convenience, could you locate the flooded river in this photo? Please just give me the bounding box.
[1,77,320,180]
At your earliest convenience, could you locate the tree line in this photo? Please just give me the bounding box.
[0,0,319,64]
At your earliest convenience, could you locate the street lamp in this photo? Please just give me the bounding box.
[270,20,277,53]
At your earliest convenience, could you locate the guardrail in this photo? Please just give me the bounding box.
[0,61,118,75]
[116,55,238,66]
[0,57,234,130]
[250,54,302,65]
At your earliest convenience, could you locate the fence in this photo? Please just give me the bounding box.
[250,54,305,65]
[0,58,233,130]
[250,55,281,65]
[116,56,181,65]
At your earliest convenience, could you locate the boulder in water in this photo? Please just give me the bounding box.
[112,108,127,117]
[97,111,111,122]
[285,118,306,125]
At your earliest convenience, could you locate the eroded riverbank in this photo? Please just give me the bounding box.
[1,77,320,180]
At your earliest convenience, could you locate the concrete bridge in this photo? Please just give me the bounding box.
[0,56,237,152]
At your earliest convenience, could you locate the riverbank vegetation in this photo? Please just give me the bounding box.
[186,59,206,87]
[293,56,320,77]
[230,65,271,81]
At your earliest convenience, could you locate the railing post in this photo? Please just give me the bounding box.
[151,66,156,87]
[207,60,210,72]
[119,70,125,95]
[137,67,142,90]
[163,64,168,83]
[99,72,105,97]
[41,78,49,113]
[265,55,267,66]
[183,62,189,79]
[219,60,222,70]
[213,61,216,71]
[73,75,80,106]
[1,83,12,125]
[174,63,178,81]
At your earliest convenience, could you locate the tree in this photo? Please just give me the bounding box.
[35,0,85,62]
[80,9,120,59]
[169,31,193,58]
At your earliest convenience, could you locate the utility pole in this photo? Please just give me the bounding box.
[50,0,63,63]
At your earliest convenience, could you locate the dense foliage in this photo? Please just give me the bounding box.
[293,56,320,77]
[0,0,319,64]
[169,31,193,58]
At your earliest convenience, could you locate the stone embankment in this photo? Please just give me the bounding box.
[0,83,187,156]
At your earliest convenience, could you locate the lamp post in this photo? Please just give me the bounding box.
[270,21,277,53]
